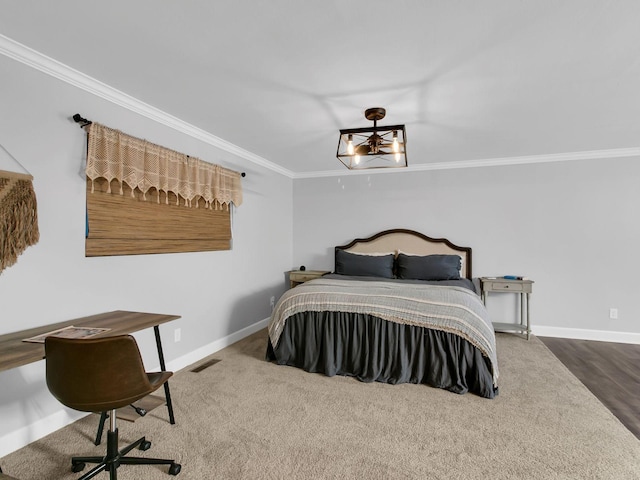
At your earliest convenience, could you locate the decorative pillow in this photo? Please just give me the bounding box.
[396,253,461,281]
[398,249,465,275]
[335,249,395,278]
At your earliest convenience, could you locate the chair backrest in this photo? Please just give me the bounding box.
[45,335,158,413]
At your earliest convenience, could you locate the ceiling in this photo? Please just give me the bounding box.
[1,1,639,175]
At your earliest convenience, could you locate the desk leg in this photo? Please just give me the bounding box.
[94,412,108,445]
[154,325,176,425]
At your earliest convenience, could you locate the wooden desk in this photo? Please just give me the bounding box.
[0,310,180,430]
[0,310,179,372]
[0,311,181,475]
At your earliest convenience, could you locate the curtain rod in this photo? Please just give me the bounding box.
[72,113,246,177]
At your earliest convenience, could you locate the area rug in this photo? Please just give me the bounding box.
[2,330,639,479]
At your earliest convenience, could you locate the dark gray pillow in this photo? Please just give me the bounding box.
[335,250,395,278]
[396,253,461,281]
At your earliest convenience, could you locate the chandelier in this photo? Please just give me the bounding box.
[336,107,407,170]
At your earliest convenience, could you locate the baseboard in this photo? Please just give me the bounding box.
[166,317,270,372]
[0,409,87,458]
[0,317,270,458]
[532,325,640,344]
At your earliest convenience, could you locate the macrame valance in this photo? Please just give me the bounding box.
[0,170,39,274]
[86,123,243,209]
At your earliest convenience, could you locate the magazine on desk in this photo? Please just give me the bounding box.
[22,326,111,344]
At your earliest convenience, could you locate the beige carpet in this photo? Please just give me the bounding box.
[2,330,640,479]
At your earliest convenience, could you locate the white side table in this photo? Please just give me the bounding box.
[480,277,534,340]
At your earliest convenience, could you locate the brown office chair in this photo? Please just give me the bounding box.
[45,335,181,479]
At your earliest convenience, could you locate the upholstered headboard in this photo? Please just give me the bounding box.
[335,229,473,279]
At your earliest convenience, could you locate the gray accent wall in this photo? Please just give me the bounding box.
[292,158,640,336]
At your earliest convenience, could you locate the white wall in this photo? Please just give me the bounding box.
[0,55,293,456]
[1,36,638,460]
[292,158,640,339]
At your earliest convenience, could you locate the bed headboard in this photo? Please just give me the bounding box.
[335,229,473,279]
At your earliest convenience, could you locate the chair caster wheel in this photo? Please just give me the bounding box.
[169,462,181,475]
[72,461,85,473]
[139,440,152,451]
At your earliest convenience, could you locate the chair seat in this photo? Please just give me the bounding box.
[46,336,173,413]
[147,371,173,389]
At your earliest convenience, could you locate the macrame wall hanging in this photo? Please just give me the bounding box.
[0,144,40,274]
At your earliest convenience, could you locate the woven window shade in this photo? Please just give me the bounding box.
[84,123,241,257]
[86,123,242,209]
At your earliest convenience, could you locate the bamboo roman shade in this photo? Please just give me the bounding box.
[85,123,242,256]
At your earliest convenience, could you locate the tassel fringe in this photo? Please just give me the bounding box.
[0,173,40,274]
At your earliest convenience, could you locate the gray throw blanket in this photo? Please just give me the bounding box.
[268,277,498,386]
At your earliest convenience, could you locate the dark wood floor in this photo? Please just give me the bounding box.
[539,336,640,440]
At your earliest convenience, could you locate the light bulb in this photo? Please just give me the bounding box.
[347,134,354,155]
[395,153,401,163]
[392,131,399,153]
[354,154,360,165]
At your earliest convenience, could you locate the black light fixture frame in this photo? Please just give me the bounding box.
[336,108,408,170]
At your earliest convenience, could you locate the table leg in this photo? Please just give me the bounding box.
[526,293,531,340]
[518,292,523,328]
[154,325,176,424]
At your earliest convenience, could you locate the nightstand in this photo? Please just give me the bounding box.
[288,270,331,288]
[480,277,534,340]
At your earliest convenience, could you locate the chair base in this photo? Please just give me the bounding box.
[72,429,180,479]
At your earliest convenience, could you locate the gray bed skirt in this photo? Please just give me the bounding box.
[266,311,498,399]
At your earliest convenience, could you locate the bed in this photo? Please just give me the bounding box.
[266,229,498,398]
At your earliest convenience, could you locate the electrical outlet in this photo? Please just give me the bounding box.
[174,328,181,342]
[609,308,618,320]
[270,296,276,309]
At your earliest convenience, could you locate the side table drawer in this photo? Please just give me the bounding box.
[290,272,321,283]
[485,282,524,292]
[288,270,331,288]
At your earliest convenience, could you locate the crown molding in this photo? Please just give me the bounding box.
[293,147,640,179]
[2,34,638,182]
[0,34,295,178]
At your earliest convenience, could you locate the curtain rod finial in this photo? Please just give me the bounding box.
[72,113,92,127]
